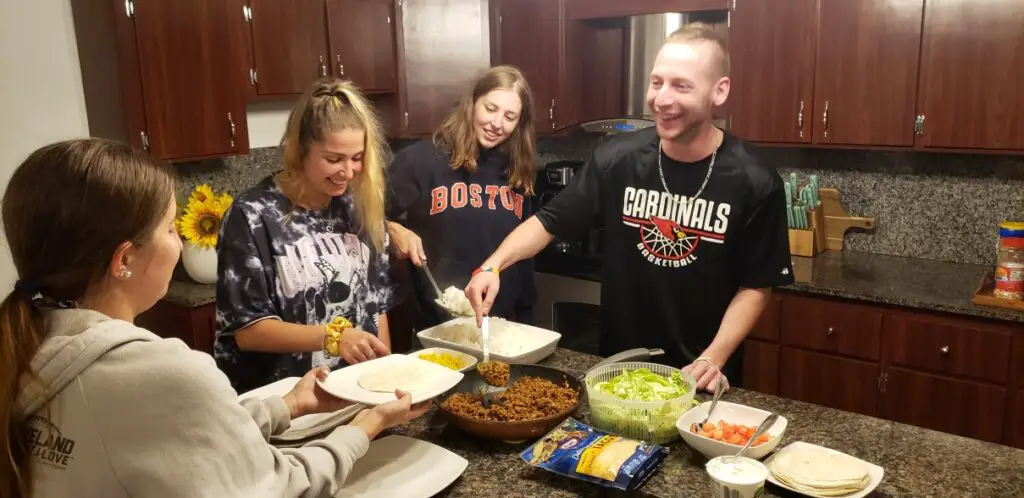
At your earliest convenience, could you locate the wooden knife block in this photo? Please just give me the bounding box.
[788,207,827,257]
[818,188,875,250]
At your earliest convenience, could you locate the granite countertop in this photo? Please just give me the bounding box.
[385,348,1024,497]
[534,249,1024,324]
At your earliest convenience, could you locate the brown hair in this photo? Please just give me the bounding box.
[665,22,730,78]
[433,65,537,195]
[278,78,389,251]
[0,139,175,498]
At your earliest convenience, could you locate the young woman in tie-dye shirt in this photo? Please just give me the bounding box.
[214,78,395,392]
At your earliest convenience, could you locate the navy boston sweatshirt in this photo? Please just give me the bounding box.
[387,139,537,327]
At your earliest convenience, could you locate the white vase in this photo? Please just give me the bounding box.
[181,243,218,284]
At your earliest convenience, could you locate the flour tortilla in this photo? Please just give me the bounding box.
[768,447,870,495]
[357,361,439,393]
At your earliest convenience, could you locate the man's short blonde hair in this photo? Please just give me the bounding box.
[665,22,730,78]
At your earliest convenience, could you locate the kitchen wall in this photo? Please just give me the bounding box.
[0,1,91,288]
[179,135,1024,267]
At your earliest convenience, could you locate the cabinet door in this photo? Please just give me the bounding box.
[492,0,562,131]
[1008,391,1024,449]
[250,0,329,96]
[741,340,779,395]
[813,0,923,146]
[882,367,1007,443]
[328,0,398,93]
[131,0,250,160]
[779,347,880,417]
[400,0,490,135]
[917,0,1024,150]
[728,0,817,143]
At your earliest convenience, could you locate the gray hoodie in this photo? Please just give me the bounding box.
[17,308,370,498]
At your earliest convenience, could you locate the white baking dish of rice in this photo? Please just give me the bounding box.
[416,316,561,364]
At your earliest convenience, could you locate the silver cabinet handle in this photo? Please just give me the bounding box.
[227,112,236,148]
[827,326,834,336]
[798,100,805,138]
[336,54,344,77]
[822,100,830,140]
[319,55,327,77]
[549,99,556,130]
[940,345,950,355]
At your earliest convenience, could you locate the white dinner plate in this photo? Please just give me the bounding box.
[316,354,464,406]
[238,377,364,442]
[335,435,468,497]
[764,441,884,498]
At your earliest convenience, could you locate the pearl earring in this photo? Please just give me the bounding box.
[118,267,132,279]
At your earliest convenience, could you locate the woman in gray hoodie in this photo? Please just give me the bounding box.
[1,139,430,498]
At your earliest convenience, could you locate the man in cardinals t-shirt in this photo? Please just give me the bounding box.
[464,23,793,392]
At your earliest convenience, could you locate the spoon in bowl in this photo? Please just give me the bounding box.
[692,376,727,433]
[735,413,779,458]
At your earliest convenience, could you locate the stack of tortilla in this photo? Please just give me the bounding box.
[768,446,871,496]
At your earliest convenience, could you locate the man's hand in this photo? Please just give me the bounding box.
[682,359,729,393]
[465,271,500,327]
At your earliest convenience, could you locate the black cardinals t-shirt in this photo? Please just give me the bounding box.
[535,128,793,383]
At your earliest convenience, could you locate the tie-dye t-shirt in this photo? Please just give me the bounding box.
[213,175,395,392]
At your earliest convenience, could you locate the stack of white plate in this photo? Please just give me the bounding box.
[238,377,364,444]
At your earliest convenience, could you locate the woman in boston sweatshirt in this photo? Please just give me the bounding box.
[0,139,429,498]
[387,65,539,328]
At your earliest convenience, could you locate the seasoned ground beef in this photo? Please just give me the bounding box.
[441,376,578,422]
[477,361,510,387]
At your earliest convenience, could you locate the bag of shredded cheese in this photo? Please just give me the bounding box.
[520,418,668,491]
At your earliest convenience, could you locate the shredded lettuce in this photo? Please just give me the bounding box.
[593,368,690,401]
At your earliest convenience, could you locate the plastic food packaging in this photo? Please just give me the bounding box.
[520,418,668,491]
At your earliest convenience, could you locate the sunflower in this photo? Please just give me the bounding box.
[178,200,222,249]
[189,184,216,205]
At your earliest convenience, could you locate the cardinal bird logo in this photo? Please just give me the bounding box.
[621,214,726,265]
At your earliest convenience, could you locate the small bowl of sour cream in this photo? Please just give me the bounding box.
[705,455,769,498]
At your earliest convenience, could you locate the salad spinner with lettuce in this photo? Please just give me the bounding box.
[585,365,698,445]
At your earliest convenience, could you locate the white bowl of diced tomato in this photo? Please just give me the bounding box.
[676,400,787,460]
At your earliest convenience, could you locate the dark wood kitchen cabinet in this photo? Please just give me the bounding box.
[246,0,398,96]
[728,0,817,144]
[745,291,1024,448]
[779,346,881,417]
[327,0,398,93]
[916,0,1024,151]
[136,301,217,355]
[71,0,251,161]
[247,0,330,96]
[812,0,924,147]
[490,0,564,132]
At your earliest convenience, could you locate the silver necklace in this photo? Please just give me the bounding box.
[657,141,717,205]
[324,200,336,233]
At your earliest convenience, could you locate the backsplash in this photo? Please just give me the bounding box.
[175,135,1024,266]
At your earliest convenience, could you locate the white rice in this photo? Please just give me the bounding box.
[428,317,533,357]
[435,286,474,316]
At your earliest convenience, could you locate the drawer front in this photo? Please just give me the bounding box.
[748,295,782,341]
[781,294,882,361]
[887,314,1011,384]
